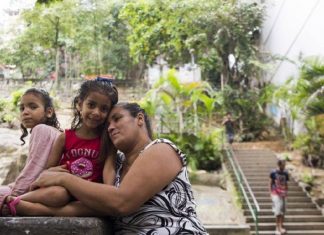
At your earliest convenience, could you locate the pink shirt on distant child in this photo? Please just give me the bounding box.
[59,129,103,182]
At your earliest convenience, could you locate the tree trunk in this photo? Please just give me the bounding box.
[54,17,60,90]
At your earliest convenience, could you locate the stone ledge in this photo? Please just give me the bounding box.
[0,217,250,235]
[0,217,113,235]
[205,224,250,235]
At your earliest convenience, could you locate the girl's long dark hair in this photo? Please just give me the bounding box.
[71,78,119,163]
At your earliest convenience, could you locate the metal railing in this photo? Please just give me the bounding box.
[225,147,260,235]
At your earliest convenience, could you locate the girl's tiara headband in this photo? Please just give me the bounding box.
[95,77,114,86]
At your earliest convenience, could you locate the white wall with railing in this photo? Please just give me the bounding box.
[262,0,324,85]
[261,0,324,133]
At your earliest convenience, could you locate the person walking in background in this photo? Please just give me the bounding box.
[0,88,62,215]
[269,159,289,235]
[3,78,118,216]
[222,112,235,145]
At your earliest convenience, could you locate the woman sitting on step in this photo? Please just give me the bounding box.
[4,102,208,234]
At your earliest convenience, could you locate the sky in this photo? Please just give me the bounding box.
[0,0,35,24]
[0,0,36,44]
[1,0,35,10]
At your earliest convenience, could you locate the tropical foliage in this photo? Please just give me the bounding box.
[0,0,265,87]
[274,57,324,167]
[120,0,265,87]
[140,71,223,171]
[0,0,137,83]
[222,84,275,141]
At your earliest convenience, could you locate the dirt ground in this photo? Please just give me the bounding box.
[234,140,324,206]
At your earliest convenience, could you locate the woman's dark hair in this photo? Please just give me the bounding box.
[20,88,61,145]
[71,77,119,163]
[116,102,153,139]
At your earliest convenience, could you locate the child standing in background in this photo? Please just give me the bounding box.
[0,88,62,215]
[4,78,118,216]
[270,159,289,235]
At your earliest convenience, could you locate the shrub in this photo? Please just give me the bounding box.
[301,173,314,186]
[160,129,223,172]
[0,89,25,127]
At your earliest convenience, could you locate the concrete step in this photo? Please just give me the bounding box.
[235,154,275,157]
[232,183,303,193]
[243,202,317,209]
[246,181,298,186]
[238,163,276,165]
[251,230,324,235]
[235,158,276,161]
[250,222,324,231]
[235,160,275,163]
[236,156,276,160]
[230,148,324,235]
[238,164,275,168]
[253,191,306,197]
[233,150,274,154]
[246,215,324,223]
[245,185,302,192]
[249,197,311,203]
[240,171,278,175]
[235,161,275,164]
[245,176,292,180]
[244,209,322,216]
[238,165,276,168]
[245,174,273,177]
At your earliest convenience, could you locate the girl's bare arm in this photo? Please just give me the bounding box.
[46,133,66,168]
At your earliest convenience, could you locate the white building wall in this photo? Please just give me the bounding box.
[261,0,324,133]
[262,0,324,85]
[147,64,201,87]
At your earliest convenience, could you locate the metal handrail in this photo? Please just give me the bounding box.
[229,148,260,212]
[226,148,259,235]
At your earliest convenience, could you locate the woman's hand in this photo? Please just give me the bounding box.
[30,168,70,190]
[47,164,69,172]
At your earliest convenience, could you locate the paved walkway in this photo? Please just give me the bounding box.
[193,184,246,225]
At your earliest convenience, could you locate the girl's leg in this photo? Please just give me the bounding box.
[20,186,71,207]
[6,196,54,216]
[50,201,107,217]
[7,196,105,216]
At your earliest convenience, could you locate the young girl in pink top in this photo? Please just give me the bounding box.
[3,78,118,216]
[0,88,62,215]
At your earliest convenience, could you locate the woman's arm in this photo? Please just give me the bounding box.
[46,133,65,168]
[31,143,182,216]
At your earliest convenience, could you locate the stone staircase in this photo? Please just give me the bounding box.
[229,147,324,235]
